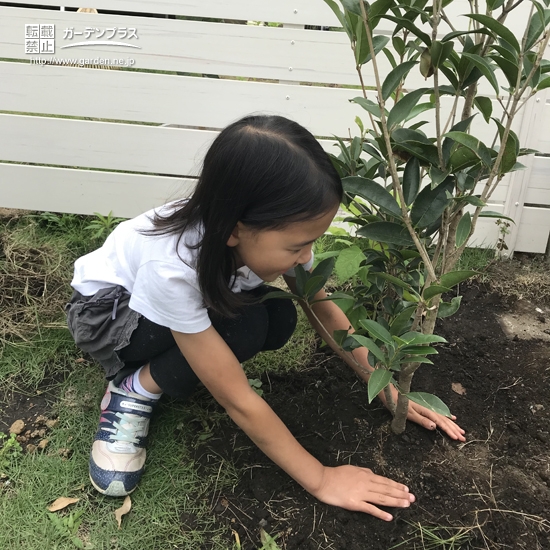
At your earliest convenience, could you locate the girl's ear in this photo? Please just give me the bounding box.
[226,222,243,247]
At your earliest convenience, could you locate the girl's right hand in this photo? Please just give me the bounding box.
[311,465,415,521]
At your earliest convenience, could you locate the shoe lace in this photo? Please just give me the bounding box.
[110,412,147,445]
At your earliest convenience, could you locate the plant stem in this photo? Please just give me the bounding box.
[359,1,438,283]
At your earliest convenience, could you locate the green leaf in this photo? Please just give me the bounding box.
[368,369,393,403]
[444,131,492,167]
[430,40,454,68]
[403,157,420,206]
[381,15,431,45]
[537,76,550,91]
[489,55,519,89]
[343,176,402,218]
[387,88,427,130]
[437,295,462,318]
[359,319,394,345]
[341,0,365,16]
[410,178,454,229]
[400,332,447,344]
[304,275,325,300]
[382,61,417,100]
[400,356,434,364]
[334,245,365,282]
[368,272,417,294]
[442,115,477,164]
[423,285,452,300]
[294,264,309,297]
[492,118,519,175]
[311,256,336,285]
[406,101,436,122]
[478,210,515,223]
[399,345,439,355]
[350,96,386,119]
[350,334,386,362]
[473,96,492,123]
[357,222,415,246]
[465,14,521,53]
[359,35,390,65]
[461,53,500,95]
[449,147,481,171]
[407,392,451,417]
[458,195,486,207]
[323,0,351,37]
[368,0,394,27]
[429,166,450,187]
[392,35,405,57]
[439,270,477,288]
[456,211,472,247]
[390,305,417,336]
[441,29,494,42]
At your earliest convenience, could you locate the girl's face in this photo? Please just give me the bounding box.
[228,206,338,282]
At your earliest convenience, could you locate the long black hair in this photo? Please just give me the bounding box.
[147,114,343,316]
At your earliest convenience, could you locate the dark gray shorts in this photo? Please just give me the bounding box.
[65,285,141,378]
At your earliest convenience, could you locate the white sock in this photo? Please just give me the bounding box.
[121,365,162,400]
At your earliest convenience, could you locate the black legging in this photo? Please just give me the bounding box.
[117,286,297,399]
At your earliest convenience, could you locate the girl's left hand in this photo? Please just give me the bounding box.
[379,385,466,441]
[406,400,466,441]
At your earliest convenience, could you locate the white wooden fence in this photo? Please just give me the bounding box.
[0,1,549,254]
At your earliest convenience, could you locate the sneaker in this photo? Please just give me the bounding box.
[89,380,156,497]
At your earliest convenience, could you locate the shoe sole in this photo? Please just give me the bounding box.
[89,474,137,497]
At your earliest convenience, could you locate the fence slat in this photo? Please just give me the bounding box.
[0,7,504,92]
[0,62,362,137]
[0,163,194,217]
[514,206,550,253]
[0,114,213,175]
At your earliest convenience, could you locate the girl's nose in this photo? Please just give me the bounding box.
[298,247,312,265]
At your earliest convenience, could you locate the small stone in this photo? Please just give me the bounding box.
[45,419,58,429]
[37,439,49,450]
[35,415,48,425]
[16,436,27,443]
[57,448,72,458]
[9,419,25,435]
[26,444,37,454]
[259,518,268,528]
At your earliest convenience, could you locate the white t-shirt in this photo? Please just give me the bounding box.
[71,204,314,334]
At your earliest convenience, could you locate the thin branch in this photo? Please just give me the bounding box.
[359,1,438,282]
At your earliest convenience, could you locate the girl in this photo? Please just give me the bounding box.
[66,115,465,522]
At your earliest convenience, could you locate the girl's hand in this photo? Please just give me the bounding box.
[406,400,466,441]
[311,465,415,521]
[379,385,466,441]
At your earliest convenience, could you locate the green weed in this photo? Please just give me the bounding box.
[84,211,126,242]
[0,432,23,472]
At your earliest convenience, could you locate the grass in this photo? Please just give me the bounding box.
[0,211,316,550]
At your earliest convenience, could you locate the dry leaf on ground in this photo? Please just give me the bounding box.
[9,419,25,435]
[48,497,80,512]
[115,495,132,529]
[452,382,466,395]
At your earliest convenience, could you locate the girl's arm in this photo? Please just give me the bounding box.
[171,326,414,520]
[283,277,466,442]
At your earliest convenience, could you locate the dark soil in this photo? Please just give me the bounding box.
[195,284,550,550]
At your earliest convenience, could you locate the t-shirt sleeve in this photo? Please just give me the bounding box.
[129,260,211,333]
[284,251,315,277]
